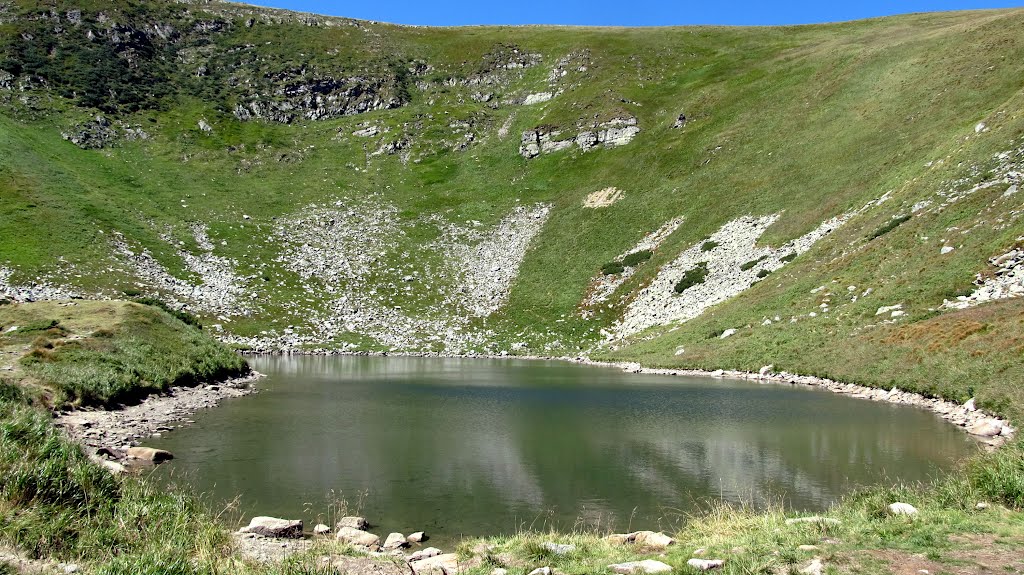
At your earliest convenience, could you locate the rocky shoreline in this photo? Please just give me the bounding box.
[55,371,266,468]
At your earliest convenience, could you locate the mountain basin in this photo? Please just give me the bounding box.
[148,355,978,545]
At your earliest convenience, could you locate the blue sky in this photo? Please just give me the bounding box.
[240,0,1023,26]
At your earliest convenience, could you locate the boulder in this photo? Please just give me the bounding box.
[126,446,173,463]
[968,419,1003,437]
[238,516,303,539]
[687,559,724,571]
[410,553,462,575]
[409,547,442,562]
[632,531,675,549]
[609,560,673,574]
[336,526,380,550]
[964,398,977,411]
[336,516,370,530]
[384,532,409,550]
[606,533,631,545]
[407,531,427,543]
[888,502,918,516]
[313,523,331,535]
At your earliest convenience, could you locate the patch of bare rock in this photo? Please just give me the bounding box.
[520,117,640,158]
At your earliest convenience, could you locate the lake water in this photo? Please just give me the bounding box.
[150,356,977,543]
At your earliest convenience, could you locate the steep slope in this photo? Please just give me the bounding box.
[1,2,1024,413]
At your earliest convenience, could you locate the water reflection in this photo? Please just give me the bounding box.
[152,356,978,541]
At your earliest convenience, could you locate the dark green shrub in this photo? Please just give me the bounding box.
[622,250,653,267]
[701,241,719,252]
[602,261,625,275]
[869,214,912,240]
[756,269,771,278]
[740,256,768,271]
[674,262,709,293]
[122,289,143,298]
[780,252,797,263]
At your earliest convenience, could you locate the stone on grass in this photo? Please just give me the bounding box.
[410,553,462,575]
[542,542,576,555]
[409,547,442,562]
[238,516,303,539]
[408,531,427,543]
[491,569,508,575]
[608,560,673,574]
[632,531,675,549]
[785,516,841,526]
[888,502,918,516]
[968,419,1003,437]
[336,516,369,530]
[336,526,380,550]
[797,545,818,551]
[384,532,410,550]
[527,568,551,575]
[687,558,725,571]
[799,558,824,575]
[313,523,331,535]
[126,446,173,463]
[976,502,990,510]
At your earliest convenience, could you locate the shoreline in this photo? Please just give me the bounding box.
[55,371,266,464]
[239,348,1016,448]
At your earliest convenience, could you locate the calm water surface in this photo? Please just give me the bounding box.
[150,356,977,542]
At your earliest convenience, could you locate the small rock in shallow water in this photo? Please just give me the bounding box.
[313,523,331,535]
[407,531,427,543]
[336,526,380,550]
[126,446,173,462]
[384,532,409,550]
[409,547,442,562]
[336,516,369,530]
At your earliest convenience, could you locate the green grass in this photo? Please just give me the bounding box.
[0,300,248,408]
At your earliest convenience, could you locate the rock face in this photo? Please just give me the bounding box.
[238,516,303,539]
[233,74,407,124]
[519,117,640,158]
[609,560,674,574]
[125,446,174,463]
[336,526,380,550]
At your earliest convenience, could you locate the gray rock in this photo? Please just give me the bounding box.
[126,446,173,463]
[799,559,823,575]
[609,560,673,574]
[383,532,409,550]
[409,547,442,562]
[687,559,724,571]
[542,542,576,555]
[968,419,1003,437]
[336,516,369,530]
[888,502,918,516]
[336,526,380,550]
[407,531,427,543]
[239,516,303,539]
[313,523,331,535]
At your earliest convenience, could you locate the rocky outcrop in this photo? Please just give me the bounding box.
[519,118,640,158]
[61,116,149,149]
[0,267,78,302]
[943,241,1024,310]
[233,75,405,123]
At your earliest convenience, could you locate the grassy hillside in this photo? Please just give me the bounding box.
[0,3,1023,412]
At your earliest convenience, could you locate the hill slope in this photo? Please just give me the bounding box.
[1,2,1024,415]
